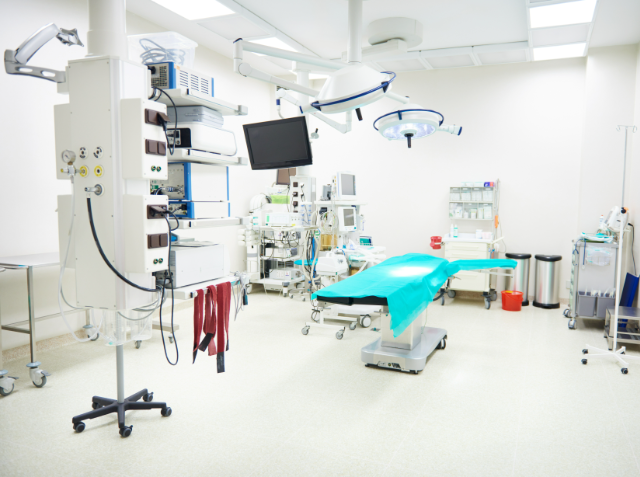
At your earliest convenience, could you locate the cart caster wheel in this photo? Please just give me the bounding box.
[441,295,445,306]
[490,291,497,301]
[410,370,418,374]
[0,384,15,396]
[563,309,570,317]
[168,336,174,344]
[74,422,85,433]
[622,368,629,374]
[302,297,306,302]
[568,320,576,330]
[582,349,588,354]
[621,350,626,355]
[90,332,100,341]
[33,375,47,388]
[581,359,588,365]
[161,407,172,417]
[360,315,371,328]
[301,327,309,335]
[447,290,456,298]
[92,402,102,410]
[336,331,344,340]
[349,322,357,331]
[135,340,141,349]
[289,294,293,299]
[119,426,132,438]
[436,339,447,350]
[484,298,491,310]
[143,392,154,402]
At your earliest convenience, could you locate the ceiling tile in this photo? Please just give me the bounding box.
[476,49,528,65]
[427,54,475,69]
[531,23,590,47]
[198,14,270,41]
[376,59,426,72]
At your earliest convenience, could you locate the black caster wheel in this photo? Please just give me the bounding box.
[135,341,141,349]
[568,320,576,330]
[119,426,133,438]
[484,298,491,310]
[73,422,85,433]
[582,349,588,355]
[410,370,418,374]
[490,291,498,301]
[301,327,309,335]
[143,392,154,402]
[349,322,357,331]
[90,332,100,341]
[33,375,47,388]
[92,402,102,410]
[581,359,588,365]
[161,407,172,417]
[441,295,445,306]
[621,351,626,355]
[621,368,629,374]
[563,309,570,317]
[336,331,344,340]
[447,290,456,298]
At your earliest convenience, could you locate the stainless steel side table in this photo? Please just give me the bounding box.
[604,306,640,350]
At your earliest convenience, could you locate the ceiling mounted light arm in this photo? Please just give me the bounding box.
[234,39,319,97]
[237,39,343,71]
[276,89,352,134]
[385,91,411,104]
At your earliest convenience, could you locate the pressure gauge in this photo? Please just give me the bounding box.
[61,150,76,164]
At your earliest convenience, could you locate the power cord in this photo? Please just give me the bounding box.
[150,86,178,156]
[86,197,178,365]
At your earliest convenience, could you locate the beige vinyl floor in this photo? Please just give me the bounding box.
[1,291,640,477]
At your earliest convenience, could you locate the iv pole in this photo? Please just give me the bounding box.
[581,125,637,373]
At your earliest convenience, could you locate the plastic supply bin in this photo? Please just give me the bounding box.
[533,255,562,309]
[505,253,531,306]
[596,295,615,319]
[577,292,597,317]
[502,290,523,311]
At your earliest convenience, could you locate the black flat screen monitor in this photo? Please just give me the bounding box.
[243,117,312,170]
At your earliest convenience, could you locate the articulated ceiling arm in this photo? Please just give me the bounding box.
[275,89,352,134]
[4,23,83,83]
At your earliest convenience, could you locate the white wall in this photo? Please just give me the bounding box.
[578,45,638,234]
[626,44,640,283]
[282,58,588,299]
[0,1,273,350]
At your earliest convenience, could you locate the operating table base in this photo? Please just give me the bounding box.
[362,327,447,374]
[71,388,172,437]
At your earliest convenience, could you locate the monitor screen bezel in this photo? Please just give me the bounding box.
[243,116,313,171]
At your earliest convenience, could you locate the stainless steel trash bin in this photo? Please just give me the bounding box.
[505,253,531,306]
[533,255,562,309]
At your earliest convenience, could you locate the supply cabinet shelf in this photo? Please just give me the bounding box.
[168,148,247,166]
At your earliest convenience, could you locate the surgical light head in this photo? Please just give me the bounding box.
[301,65,396,117]
[373,103,462,148]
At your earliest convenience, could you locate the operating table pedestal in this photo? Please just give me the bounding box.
[362,307,447,374]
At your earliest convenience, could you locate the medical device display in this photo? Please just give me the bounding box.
[338,207,358,232]
[336,172,357,200]
[243,117,313,170]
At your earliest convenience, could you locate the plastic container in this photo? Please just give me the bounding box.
[577,292,596,317]
[502,290,523,311]
[128,32,198,68]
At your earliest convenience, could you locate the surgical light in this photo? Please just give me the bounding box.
[533,42,586,61]
[151,0,234,20]
[529,0,597,29]
[373,104,461,148]
[307,64,396,117]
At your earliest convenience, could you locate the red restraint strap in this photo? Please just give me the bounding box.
[216,282,232,373]
[193,289,205,363]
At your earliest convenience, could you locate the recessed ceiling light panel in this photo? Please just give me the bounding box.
[533,42,586,61]
[530,0,597,29]
[151,0,234,20]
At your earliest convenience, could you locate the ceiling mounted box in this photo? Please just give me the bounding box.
[427,54,475,69]
[198,14,270,41]
[377,59,425,72]
[476,49,527,65]
[532,23,590,47]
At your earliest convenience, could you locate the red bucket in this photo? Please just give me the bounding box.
[502,290,523,311]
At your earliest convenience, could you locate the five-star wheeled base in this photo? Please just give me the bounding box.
[72,388,171,437]
[581,345,640,374]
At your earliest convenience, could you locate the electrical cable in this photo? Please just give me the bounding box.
[87,197,160,294]
[158,215,179,366]
[139,38,188,65]
[151,87,178,156]
[629,223,636,275]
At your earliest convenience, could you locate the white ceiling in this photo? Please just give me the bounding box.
[127,0,640,76]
